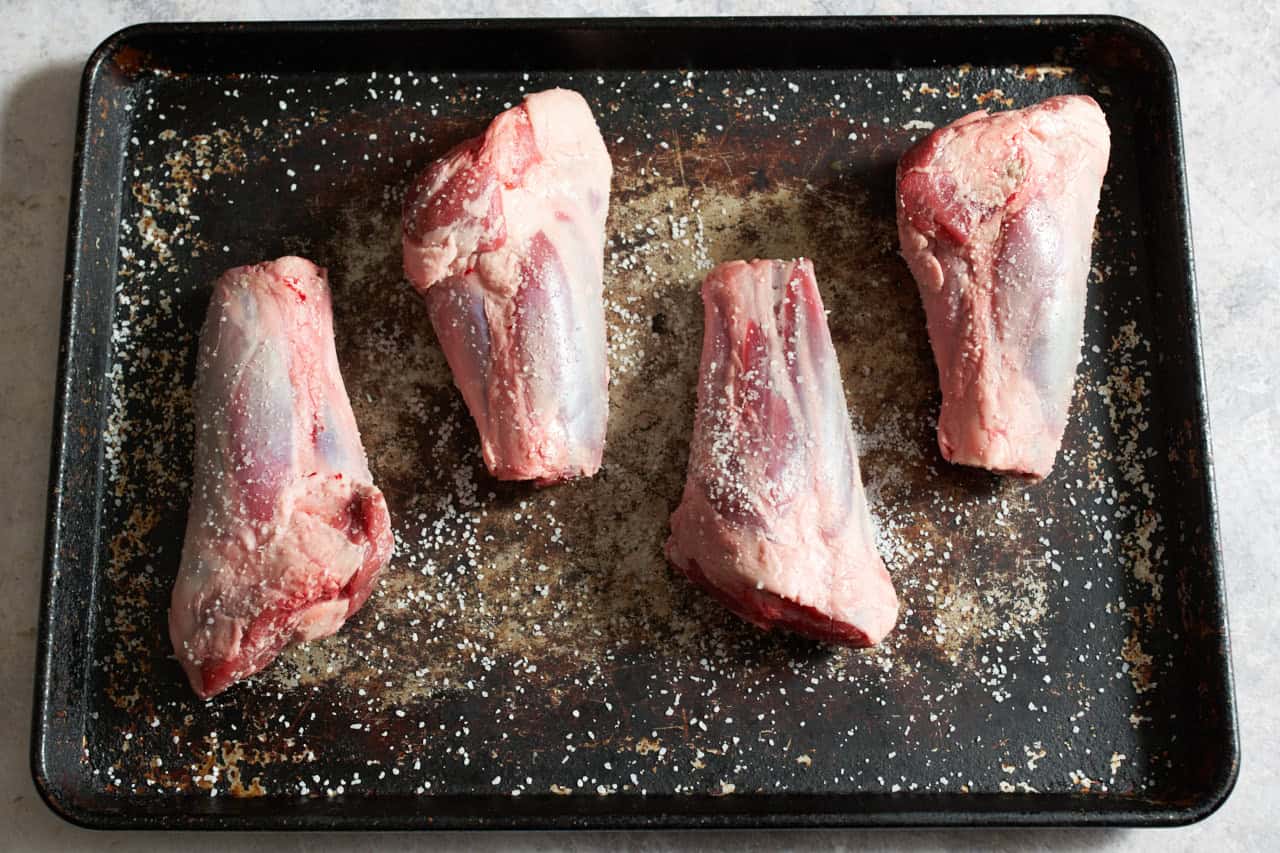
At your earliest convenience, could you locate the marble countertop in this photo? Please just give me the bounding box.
[1,1,1273,850]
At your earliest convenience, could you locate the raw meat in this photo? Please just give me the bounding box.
[665,259,899,646]
[896,95,1110,479]
[403,88,612,484]
[170,257,394,699]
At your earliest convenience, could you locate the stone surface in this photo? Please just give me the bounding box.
[0,1,1273,850]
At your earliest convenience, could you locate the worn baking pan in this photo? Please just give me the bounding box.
[32,16,1237,829]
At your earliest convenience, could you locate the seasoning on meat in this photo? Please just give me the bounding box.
[666,258,899,646]
[169,256,394,699]
[402,88,612,485]
[896,95,1111,479]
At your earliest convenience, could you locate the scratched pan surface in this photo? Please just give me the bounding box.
[33,17,1237,829]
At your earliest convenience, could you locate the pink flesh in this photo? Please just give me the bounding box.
[402,88,612,484]
[896,95,1111,480]
[169,257,394,699]
[665,259,899,647]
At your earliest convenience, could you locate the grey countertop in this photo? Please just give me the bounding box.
[2,1,1274,850]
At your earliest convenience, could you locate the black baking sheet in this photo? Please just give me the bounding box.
[32,16,1237,829]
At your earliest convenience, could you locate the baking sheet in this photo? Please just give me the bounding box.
[32,17,1237,828]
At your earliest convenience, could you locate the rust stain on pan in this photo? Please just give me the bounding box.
[111,45,150,78]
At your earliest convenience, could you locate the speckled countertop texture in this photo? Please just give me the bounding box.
[1,1,1274,850]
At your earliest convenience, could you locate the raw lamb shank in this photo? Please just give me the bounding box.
[403,88,612,484]
[666,259,899,646]
[896,95,1110,480]
[170,257,394,699]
